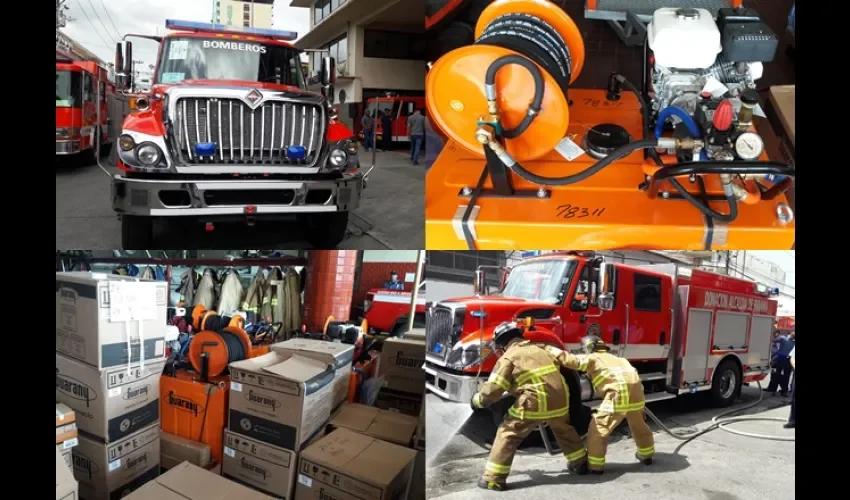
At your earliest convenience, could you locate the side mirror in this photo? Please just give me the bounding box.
[474,269,488,296]
[115,41,134,92]
[320,56,336,105]
[597,262,616,311]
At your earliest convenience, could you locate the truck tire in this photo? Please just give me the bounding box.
[710,359,742,408]
[304,212,348,248]
[121,215,154,249]
[99,142,113,158]
[391,313,426,337]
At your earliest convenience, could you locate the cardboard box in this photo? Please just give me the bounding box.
[58,436,78,471]
[57,403,78,444]
[56,272,168,370]
[222,430,298,499]
[160,431,211,468]
[375,389,422,418]
[72,423,160,500]
[329,403,418,447]
[57,447,79,500]
[229,352,335,451]
[271,338,354,410]
[294,428,417,500]
[125,462,275,500]
[378,337,425,394]
[56,353,164,443]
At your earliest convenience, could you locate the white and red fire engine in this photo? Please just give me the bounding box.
[425,252,778,430]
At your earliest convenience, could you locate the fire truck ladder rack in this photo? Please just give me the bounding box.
[536,380,794,456]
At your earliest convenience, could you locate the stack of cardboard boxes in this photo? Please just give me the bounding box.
[219,338,353,498]
[56,447,79,500]
[55,273,169,499]
[376,333,426,416]
[56,403,79,471]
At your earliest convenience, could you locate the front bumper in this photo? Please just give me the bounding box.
[56,140,81,155]
[425,363,482,402]
[112,173,363,217]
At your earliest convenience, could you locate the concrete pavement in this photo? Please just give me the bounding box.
[427,384,795,500]
[55,150,424,249]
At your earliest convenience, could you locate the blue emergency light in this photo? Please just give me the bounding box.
[164,19,297,41]
[287,145,306,160]
[195,142,217,157]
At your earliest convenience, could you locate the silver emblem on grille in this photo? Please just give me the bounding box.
[244,89,263,109]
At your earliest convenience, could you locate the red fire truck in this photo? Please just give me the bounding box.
[425,252,777,430]
[56,58,114,158]
[362,95,426,144]
[364,281,427,335]
[101,20,367,248]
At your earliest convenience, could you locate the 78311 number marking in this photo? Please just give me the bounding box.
[556,204,606,219]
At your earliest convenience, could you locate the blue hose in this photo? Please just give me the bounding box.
[654,106,702,138]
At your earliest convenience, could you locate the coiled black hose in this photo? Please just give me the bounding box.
[478,12,573,138]
[217,329,247,363]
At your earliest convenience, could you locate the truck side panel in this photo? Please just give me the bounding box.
[746,315,774,369]
[682,308,713,385]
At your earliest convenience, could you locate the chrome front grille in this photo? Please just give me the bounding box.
[173,97,323,166]
[426,307,455,355]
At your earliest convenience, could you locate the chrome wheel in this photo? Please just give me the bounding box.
[719,370,737,400]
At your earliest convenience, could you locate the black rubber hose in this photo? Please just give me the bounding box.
[485,55,544,138]
[218,328,247,363]
[650,161,796,181]
[509,138,659,186]
[612,73,740,222]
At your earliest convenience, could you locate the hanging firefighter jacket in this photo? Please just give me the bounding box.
[194,268,217,310]
[242,269,266,323]
[261,267,282,323]
[177,268,198,307]
[140,266,156,281]
[284,267,302,332]
[218,269,244,315]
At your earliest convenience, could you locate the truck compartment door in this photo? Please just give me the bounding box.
[682,309,712,384]
[746,315,774,369]
[712,312,750,351]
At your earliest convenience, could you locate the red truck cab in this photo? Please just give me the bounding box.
[105,20,365,248]
[363,280,427,335]
[56,58,114,158]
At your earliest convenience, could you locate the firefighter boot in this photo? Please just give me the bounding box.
[548,418,588,475]
[481,418,535,490]
[478,478,507,491]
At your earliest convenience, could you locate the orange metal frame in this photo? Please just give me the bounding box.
[425,88,795,250]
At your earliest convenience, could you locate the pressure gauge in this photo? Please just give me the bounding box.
[734,132,764,160]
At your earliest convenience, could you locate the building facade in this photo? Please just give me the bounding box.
[289,0,425,131]
[212,0,274,28]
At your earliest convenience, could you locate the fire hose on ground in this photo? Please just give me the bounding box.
[531,379,794,458]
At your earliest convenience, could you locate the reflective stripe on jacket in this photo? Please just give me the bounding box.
[473,340,570,421]
[546,347,646,414]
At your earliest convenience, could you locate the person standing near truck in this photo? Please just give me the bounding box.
[546,335,655,474]
[407,109,426,165]
[471,322,588,491]
[361,112,375,152]
[784,345,795,429]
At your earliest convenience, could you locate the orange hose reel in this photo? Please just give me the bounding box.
[187,306,260,377]
[426,0,585,161]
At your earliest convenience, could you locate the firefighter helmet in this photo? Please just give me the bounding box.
[581,334,610,354]
[492,321,524,347]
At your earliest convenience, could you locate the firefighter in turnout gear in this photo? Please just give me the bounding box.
[471,321,588,491]
[546,335,655,474]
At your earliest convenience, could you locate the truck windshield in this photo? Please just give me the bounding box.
[155,37,306,89]
[501,259,576,304]
[56,70,81,108]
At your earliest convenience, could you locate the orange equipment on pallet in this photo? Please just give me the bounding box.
[186,306,271,378]
[425,0,795,250]
[160,370,230,465]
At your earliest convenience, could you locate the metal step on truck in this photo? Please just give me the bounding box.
[424,251,778,433]
[94,20,371,248]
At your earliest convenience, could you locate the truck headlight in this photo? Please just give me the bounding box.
[135,143,162,166]
[329,149,347,168]
[119,134,136,151]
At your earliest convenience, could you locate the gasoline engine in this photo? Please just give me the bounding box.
[426,0,794,230]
